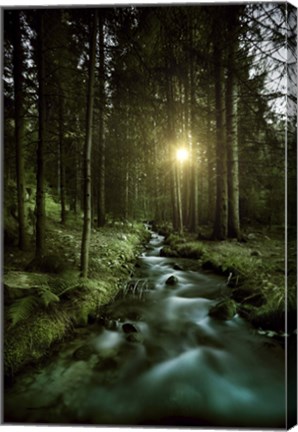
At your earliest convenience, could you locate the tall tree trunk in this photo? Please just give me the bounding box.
[70,134,80,214]
[80,10,97,278]
[124,163,129,220]
[153,129,161,221]
[166,71,178,230]
[97,14,106,227]
[12,11,27,250]
[188,24,199,232]
[183,20,191,229]
[212,20,228,240]
[35,11,46,258]
[59,89,66,224]
[176,164,183,234]
[226,14,241,239]
[206,82,215,222]
[226,76,240,238]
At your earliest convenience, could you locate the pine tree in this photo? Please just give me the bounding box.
[12,10,27,250]
[80,10,98,278]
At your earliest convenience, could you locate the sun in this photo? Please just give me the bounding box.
[176,148,189,162]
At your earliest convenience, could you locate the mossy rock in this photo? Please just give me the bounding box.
[160,247,179,258]
[176,243,205,259]
[4,272,47,304]
[209,299,237,320]
[122,322,139,333]
[165,275,179,286]
[164,233,182,247]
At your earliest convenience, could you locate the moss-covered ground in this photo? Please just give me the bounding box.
[3,216,150,379]
[157,224,297,336]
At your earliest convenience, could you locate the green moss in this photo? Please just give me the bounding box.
[165,233,183,248]
[209,299,237,320]
[4,309,70,376]
[4,275,121,376]
[4,222,148,377]
[176,242,206,259]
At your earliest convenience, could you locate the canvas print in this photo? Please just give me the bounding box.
[2,2,297,428]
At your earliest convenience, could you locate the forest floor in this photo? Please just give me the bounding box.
[3,217,150,379]
[157,223,297,338]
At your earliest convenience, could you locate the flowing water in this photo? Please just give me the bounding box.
[4,229,286,427]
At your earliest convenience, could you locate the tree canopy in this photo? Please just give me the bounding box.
[3,3,296,273]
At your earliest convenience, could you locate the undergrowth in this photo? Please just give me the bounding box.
[4,217,149,377]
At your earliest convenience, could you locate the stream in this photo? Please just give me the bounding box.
[4,228,286,427]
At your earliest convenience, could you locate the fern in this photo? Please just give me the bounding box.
[58,283,81,297]
[8,295,39,326]
[7,287,61,326]
[39,289,60,307]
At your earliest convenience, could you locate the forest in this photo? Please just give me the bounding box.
[3,3,297,428]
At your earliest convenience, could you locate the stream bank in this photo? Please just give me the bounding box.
[4,220,150,378]
[155,224,297,336]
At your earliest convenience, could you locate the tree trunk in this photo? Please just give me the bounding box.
[153,130,161,221]
[176,164,184,234]
[124,164,129,220]
[97,14,106,227]
[166,70,178,230]
[206,82,215,222]
[188,24,199,232]
[212,21,228,240]
[59,89,66,224]
[226,14,241,239]
[70,135,80,214]
[226,77,240,238]
[80,10,97,278]
[35,11,46,258]
[12,11,27,250]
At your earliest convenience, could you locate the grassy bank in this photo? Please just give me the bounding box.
[158,225,296,336]
[4,217,150,378]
